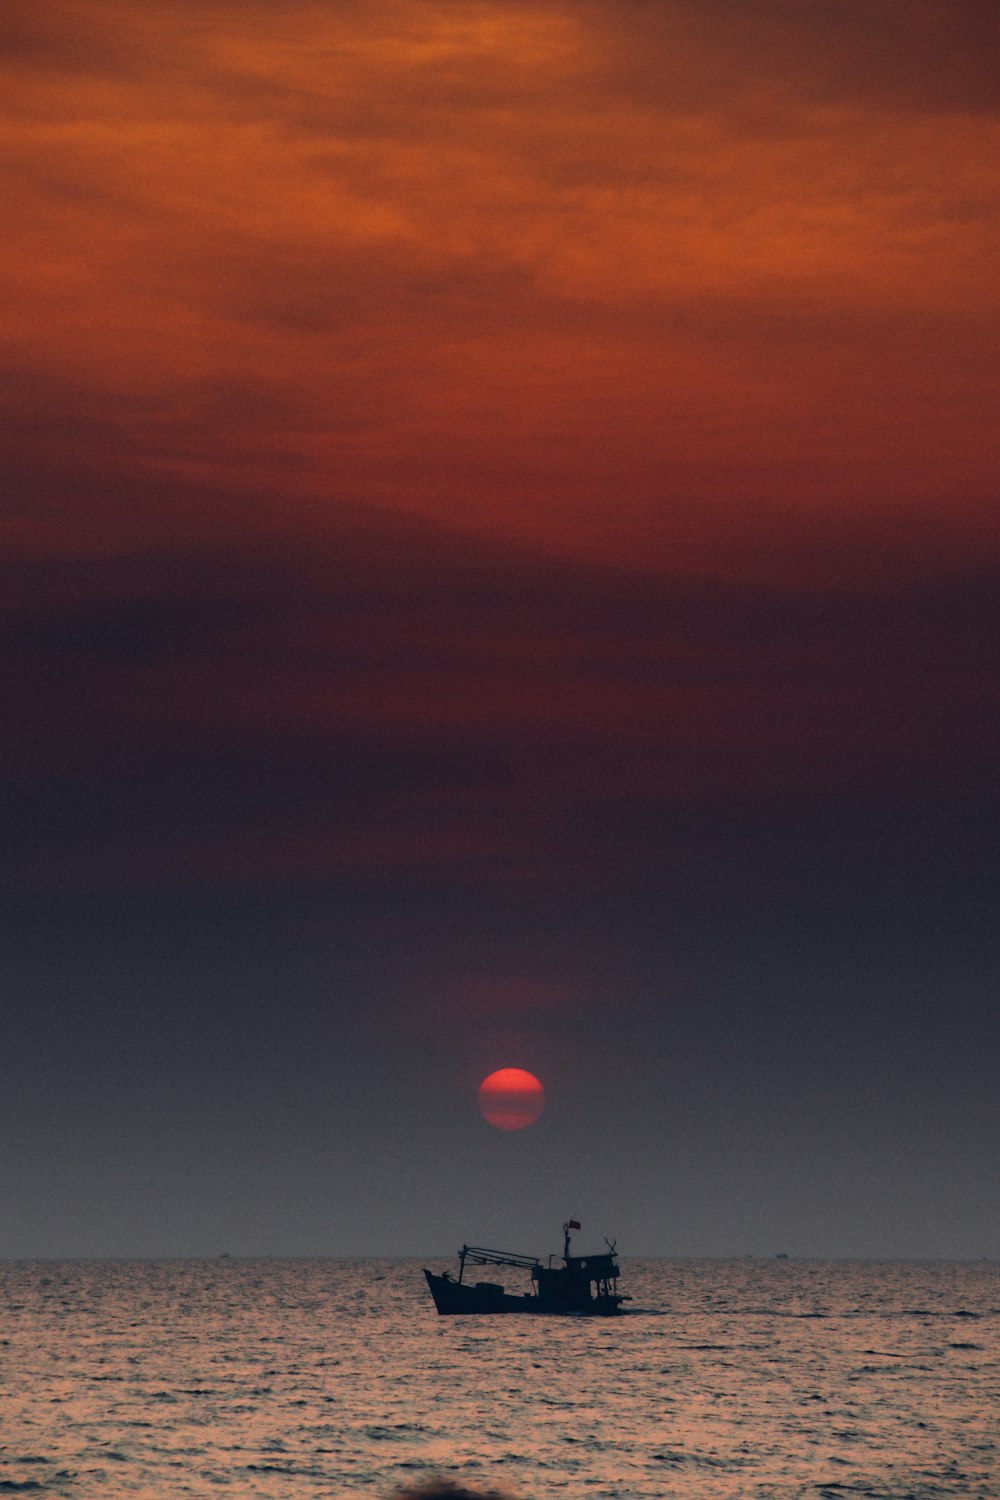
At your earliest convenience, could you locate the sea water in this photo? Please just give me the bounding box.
[0,1258,996,1499]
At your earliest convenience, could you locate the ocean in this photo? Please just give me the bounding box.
[1,1257,996,1499]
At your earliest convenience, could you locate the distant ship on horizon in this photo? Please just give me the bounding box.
[424,1220,627,1316]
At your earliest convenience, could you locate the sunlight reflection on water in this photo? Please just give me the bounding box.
[1,1258,997,1498]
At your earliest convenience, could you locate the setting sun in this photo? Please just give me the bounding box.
[477,1068,545,1131]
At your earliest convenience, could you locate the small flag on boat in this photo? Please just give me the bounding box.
[567,1219,581,1230]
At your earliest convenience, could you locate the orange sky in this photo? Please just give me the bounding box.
[2,3,999,1263]
[3,0,999,581]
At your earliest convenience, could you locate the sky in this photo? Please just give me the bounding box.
[1,0,998,1261]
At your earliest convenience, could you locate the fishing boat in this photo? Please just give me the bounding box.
[423,1220,626,1316]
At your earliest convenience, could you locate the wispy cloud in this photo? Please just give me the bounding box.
[2,0,997,574]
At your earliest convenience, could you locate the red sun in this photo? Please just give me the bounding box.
[478,1068,545,1131]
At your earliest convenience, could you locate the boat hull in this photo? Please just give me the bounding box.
[423,1268,623,1316]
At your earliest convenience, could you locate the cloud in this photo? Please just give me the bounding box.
[2,0,998,580]
[575,0,1000,115]
[1,0,998,898]
[2,522,996,890]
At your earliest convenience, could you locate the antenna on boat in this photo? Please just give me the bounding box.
[605,1237,616,1254]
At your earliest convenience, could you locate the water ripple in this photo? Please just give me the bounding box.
[0,1258,997,1499]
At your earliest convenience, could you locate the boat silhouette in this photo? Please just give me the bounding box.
[424,1220,626,1316]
